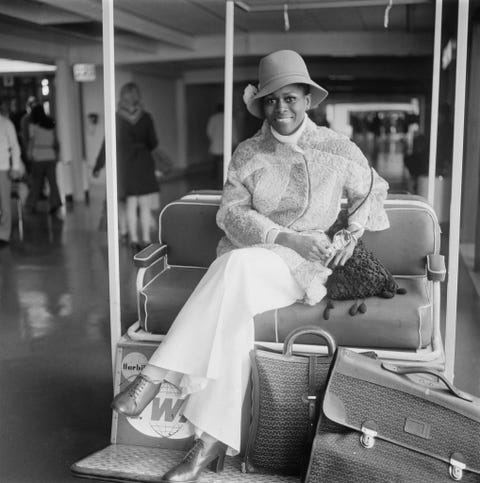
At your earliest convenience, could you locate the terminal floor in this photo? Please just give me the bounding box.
[0,176,479,482]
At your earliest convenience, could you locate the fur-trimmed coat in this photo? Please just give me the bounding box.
[216,117,390,304]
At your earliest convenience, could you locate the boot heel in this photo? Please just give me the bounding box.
[208,452,225,473]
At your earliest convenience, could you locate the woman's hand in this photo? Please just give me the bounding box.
[275,232,334,263]
[329,224,363,267]
[330,241,356,267]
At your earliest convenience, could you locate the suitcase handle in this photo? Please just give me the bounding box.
[381,363,474,402]
[283,326,336,357]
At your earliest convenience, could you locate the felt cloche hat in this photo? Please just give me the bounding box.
[244,50,328,119]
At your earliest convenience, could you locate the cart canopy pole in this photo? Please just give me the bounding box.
[427,0,443,205]
[444,0,470,381]
[102,0,122,375]
[223,0,234,183]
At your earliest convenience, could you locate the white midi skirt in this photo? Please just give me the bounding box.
[143,247,327,454]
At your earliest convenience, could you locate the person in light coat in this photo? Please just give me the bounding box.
[111,50,389,483]
[0,98,23,247]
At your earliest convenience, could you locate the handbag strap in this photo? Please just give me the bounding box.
[346,166,374,222]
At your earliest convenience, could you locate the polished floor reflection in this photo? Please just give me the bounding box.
[0,175,479,482]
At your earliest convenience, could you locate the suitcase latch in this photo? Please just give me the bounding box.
[449,455,466,481]
[360,424,377,449]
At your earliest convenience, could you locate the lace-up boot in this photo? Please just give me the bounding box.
[111,374,161,417]
[161,438,227,482]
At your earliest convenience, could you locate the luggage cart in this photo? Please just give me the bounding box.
[72,1,470,481]
[72,190,446,482]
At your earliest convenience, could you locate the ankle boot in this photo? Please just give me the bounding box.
[161,438,226,482]
[111,374,161,417]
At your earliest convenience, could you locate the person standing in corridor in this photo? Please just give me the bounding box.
[0,98,23,247]
[94,82,161,252]
[26,104,62,218]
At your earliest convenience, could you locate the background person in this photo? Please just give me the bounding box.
[94,82,161,252]
[110,50,389,483]
[19,96,37,177]
[25,104,62,218]
[0,98,23,247]
[118,82,162,251]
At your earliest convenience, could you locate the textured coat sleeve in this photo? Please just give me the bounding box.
[216,144,291,247]
[344,161,389,230]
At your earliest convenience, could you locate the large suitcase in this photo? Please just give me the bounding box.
[305,348,480,482]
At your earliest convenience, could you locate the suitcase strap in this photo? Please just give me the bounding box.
[381,363,474,402]
[306,355,318,441]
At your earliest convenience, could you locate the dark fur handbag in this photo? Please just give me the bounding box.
[324,239,406,318]
[243,327,337,476]
[327,240,399,300]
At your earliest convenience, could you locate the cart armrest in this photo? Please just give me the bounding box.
[134,243,167,268]
[427,254,446,282]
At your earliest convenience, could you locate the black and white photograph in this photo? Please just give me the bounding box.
[1,1,479,482]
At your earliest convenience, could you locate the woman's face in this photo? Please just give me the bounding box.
[263,84,311,135]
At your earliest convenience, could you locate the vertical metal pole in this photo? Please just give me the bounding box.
[102,0,122,375]
[223,0,234,182]
[427,0,443,206]
[444,0,470,381]
[175,79,187,168]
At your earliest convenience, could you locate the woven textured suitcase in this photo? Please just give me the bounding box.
[243,327,336,476]
[305,348,480,482]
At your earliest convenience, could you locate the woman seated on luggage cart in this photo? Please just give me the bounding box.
[112,49,390,482]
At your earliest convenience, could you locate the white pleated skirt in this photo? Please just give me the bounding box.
[143,247,326,454]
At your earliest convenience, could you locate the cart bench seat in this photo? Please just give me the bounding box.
[133,192,444,359]
[139,271,431,349]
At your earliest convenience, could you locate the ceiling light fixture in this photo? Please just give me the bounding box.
[384,0,394,28]
[283,4,290,32]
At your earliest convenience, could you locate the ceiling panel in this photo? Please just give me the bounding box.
[0,0,87,25]
[0,0,438,71]
[114,0,227,36]
[0,0,436,41]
